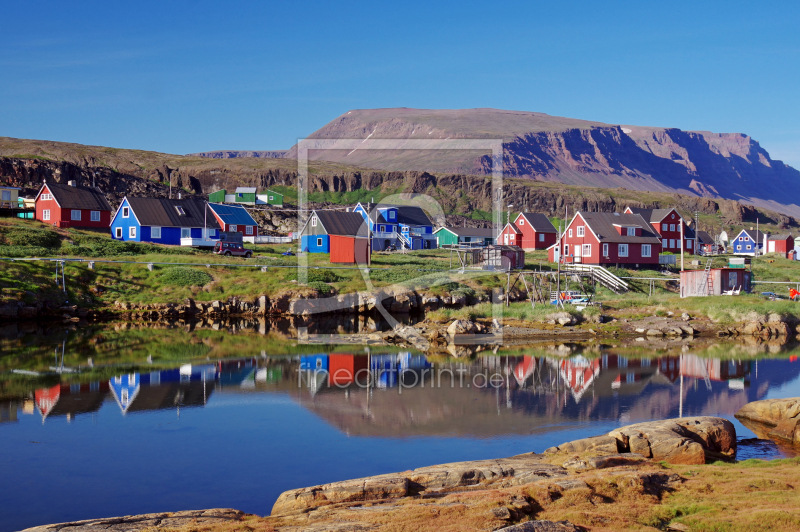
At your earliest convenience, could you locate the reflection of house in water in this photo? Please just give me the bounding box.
[108,364,216,414]
[371,352,432,389]
[34,382,110,422]
[513,356,536,386]
[217,359,257,388]
[678,355,751,388]
[0,401,20,423]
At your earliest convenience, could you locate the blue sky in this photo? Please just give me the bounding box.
[2,1,799,166]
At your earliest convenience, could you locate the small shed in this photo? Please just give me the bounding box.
[767,234,794,258]
[257,189,284,206]
[208,189,227,203]
[234,187,257,205]
[481,245,525,270]
[0,185,20,209]
[330,234,370,264]
[680,268,751,297]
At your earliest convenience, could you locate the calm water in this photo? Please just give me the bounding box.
[2,321,800,532]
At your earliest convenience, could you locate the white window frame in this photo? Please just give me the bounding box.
[317,237,323,247]
[626,227,635,236]
[71,209,81,221]
[602,243,609,256]
[687,239,692,249]
[129,226,136,238]
[181,228,191,239]
[122,207,130,218]
[618,243,629,257]
[662,223,668,231]
[311,216,318,227]
[90,210,100,221]
[564,244,570,256]
[389,211,395,220]
[245,226,253,235]
[582,243,591,256]
[568,228,573,238]
[670,224,675,231]
[574,244,582,257]
[269,195,274,200]
[41,193,52,201]
[115,227,122,238]
[230,225,237,232]
[175,206,186,216]
[151,226,162,239]
[43,209,50,221]
[642,244,651,257]
[519,218,524,225]
[746,244,752,250]
[577,226,585,237]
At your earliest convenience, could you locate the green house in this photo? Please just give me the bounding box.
[208,189,227,203]
[262,189,283,206]
[434,227,496,247]
[234,187,257,205]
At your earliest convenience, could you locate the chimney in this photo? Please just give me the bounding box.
[178,192,182,200]
[68,180,76,187]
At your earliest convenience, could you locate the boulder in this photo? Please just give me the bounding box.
[447,319,477,336]
[646,329,664,337]
[735,397,800,444]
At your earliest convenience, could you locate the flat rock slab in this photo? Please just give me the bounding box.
[272,455,567,515]
[20,509,246,532]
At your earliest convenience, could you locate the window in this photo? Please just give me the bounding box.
[662,223,668,231]
[230,225,237,232]
[539,233,544,242]
[642,244,651,257]
[568,228,573,238]
[1,190,10,201]
[317,237,323,246]
[670,239,675,248]
[71,209,81,221]
[121,388,128,404]
[269,196,273,200]
[115,227,122,238]
[91,211,100,221]
[129,226,136,238]
[582,244,591,256]
[43,209,50,221]
[40,193,52,201]
[577,226,585,237]
[311,216,317,227]
[746,244,752,250]
[662,238,667,247]
[618,243,629,257]
[602,243,609,256]
[151,226,161,239]
[237,193,243,198]
[181,228,190,238]
[687,239,693,249]
[122,207,130,218]
[174,206,186,216]
[246,226,253,235]
[519,218,524,225]
[388,211,395,220]
[626,227,635,236]
[670,224,675,231]
[564,244,570,256]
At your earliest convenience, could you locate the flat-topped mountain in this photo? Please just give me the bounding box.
[285,108,800,217]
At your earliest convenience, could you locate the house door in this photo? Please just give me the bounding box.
[769,241,776,253]
[504,234,509,245]
[574,244,582,263]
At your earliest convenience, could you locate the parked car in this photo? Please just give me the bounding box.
[213,241,252,258]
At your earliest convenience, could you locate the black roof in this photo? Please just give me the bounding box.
[579,212,663,244]
[696,230,714,244]
[125,197,210,228]
[42,182,112,211]
[362,203,433,226]
[315,210,369,237]
[519,213,557,233]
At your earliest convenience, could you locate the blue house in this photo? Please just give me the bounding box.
[111,196,219,245]
[299,210,368,253]
[732,228,766,256]
[353,202,437,251]
[109,373,141,414]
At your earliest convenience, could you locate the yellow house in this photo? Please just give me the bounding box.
[0,185,21,209]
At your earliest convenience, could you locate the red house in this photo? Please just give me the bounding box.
[497,213,557,250]
[765,234,794,258]
[35,181,112,229]
[547,211,662,267]
[624,207,694,254]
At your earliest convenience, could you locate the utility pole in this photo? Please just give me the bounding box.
[680,215,684,271]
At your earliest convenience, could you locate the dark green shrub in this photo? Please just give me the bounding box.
[159,267,212,287]
[1,227,61,248]
[0,245,51,257]
[306,269,342,283]
[307,281,333,295]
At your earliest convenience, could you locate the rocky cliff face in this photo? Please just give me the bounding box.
[186,150,287,159]
[287,108,800,218]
